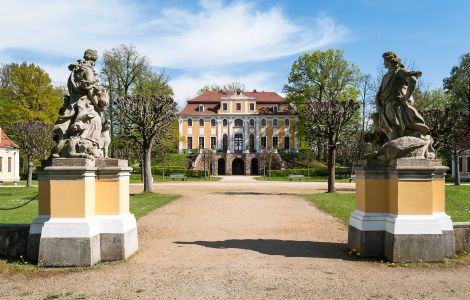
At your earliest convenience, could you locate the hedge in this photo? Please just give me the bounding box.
[265,167,351,178]
[134,166,207,177]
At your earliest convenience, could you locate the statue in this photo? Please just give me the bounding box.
[365,51,435,161]
[52,49,110,159]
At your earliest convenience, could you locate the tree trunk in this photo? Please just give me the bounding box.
[143,147,153,192]
[140,159,144,182]
[327,136,336,193]
[27,155,33,187]
[454,149,460,186]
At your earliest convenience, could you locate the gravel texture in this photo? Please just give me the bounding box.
[1,176,469,299]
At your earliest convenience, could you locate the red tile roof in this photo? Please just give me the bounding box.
[256,103,295,115]
[0,129,19,148]
[178,103,220,116]
[188,91,284,103]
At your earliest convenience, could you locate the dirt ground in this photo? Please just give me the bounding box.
[1,176,469,299]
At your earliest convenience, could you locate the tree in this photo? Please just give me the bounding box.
[284,49,362,192]
[444,53,470,129]
[197,82,246,95]
[116,94,177,193]
[0,63,62,126]
[100,44,150,155]
[8,121,53,186]
[422,107,468,185]
[258,147,277,178]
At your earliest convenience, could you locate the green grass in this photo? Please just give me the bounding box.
[305,186,470,224]
[0,186,180,224]
[0,187,38,224]
[129,173,221,183]
[129,192,180,219]
[304,192,356,223]
[255,176,350,183]
[445,185,470,222]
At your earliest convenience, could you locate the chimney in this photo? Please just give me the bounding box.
[253,89,257,93]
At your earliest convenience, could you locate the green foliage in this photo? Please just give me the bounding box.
[198,82,246,95]
[152,153,194,168]
[0,63,62,126]
[444,53,470,124]
[264,167,351,178]
[283,49,362,108]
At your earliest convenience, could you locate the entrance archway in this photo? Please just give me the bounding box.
[232,158,245,175]
[250,158,259,175]
[218,158,225,175]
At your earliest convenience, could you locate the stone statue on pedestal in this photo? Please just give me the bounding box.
[365,51,435,161]
[52,49,110,159]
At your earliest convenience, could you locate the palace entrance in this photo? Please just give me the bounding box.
[232,158,245,175]
[218,158,225,175]
[250,158,259,175]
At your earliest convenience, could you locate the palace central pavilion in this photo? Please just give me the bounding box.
[178,90,298,175]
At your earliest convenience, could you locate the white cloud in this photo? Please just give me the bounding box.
[170,70,278,107]
[0,0,347,69]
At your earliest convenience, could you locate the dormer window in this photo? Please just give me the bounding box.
[198,104,204,112]
[273,105,278,113]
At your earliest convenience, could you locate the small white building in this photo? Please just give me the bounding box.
[0,127,20,184]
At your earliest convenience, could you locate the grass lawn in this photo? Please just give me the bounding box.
[255,176,350,183]
[130,173,221,183]
[0,186,180,224]
[305,185,470,224]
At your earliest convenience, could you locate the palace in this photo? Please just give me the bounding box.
[178,90,298,175]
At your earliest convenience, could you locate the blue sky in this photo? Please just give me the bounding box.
[1,0,469,107]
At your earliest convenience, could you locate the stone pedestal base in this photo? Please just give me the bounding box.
[348,158,455,262]
[97,213,138,261]
[28,158,138,266]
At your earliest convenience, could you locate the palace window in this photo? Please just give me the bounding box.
[8,157,11,172]
[223,134,228,151]
[249,119,255,127]
[223,119,228,126]
[459,157,463,171]
[467,158,470,173]
[199,119,204,127]
[234,119,243,127]
[261,119,267,127]
[211,137,216,149]
[285,119,290,128]
[223,103,228,110]
[187,119,192,126]
[272,136,279,149]
[198,104,204,112]
[284,136,290,150]
[261,136,267,149]
[249,103,255,111]
[0,157,2,171]
[272,119,278,127]
[211,119,216,127]
[236,103,242,111]
[187,137,193,150]
[273,105,278,113]
[249,134,255,152]
[199,137,205,149]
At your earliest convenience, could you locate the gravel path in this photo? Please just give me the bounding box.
[1,176,469,299]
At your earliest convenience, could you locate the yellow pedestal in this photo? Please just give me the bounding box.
[348,158,454,262]
[28,158,138,266]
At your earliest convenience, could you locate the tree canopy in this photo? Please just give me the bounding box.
[444,53,470,128]
[0,62,62,126]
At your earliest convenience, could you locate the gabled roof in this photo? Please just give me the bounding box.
[0,129,19,149]
[188,91,284,103]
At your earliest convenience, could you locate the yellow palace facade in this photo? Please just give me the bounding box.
[178,90,298,175]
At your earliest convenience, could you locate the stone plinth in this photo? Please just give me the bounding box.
[348,158,454,262]
[28,158,138,266]
[95,159,138,261]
